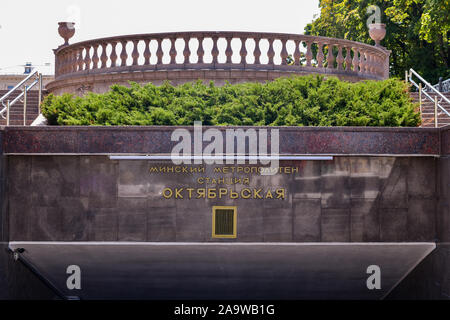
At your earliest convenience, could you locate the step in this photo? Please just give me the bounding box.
[0,121,36,126]
[6,116,41,122]
[410,91,450,128]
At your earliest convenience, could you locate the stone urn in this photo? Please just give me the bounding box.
[58,22,76,46]
[368,23,386,47]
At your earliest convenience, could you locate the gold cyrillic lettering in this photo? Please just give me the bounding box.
[242,188,252,199]
[163,188,173,199]
[276,189,286,199]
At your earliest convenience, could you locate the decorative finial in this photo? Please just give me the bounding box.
[58,22,76,47]
[368,23,386,47]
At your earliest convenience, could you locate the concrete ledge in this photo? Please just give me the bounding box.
[46,69,379,96]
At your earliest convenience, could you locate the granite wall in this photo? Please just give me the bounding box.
[7,156,438,243]
[388,127,450,299]
[0,131,57,300]
[0,126,448,299]
[0,130,6,298]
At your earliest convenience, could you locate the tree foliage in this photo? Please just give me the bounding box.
[305,0,449,83]
[41,76,420,127]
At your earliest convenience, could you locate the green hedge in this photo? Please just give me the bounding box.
[42,75,420,127]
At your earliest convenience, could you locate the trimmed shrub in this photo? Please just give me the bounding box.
[42,75,420,127]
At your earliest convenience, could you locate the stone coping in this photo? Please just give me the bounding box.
[0,126,445,156]
[442,125,450,156]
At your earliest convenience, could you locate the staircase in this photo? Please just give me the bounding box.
[0,90,42,126]
[406,69,450,128]
[410,92,450,128]
[0,70,44,126]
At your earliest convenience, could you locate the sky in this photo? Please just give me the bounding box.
[0,0,320,75]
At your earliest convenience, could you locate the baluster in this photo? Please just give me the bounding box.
[363,51,369,74]
[367,53,373,74]
[132,40,139,66]
[345,47,352,71]
[371,55,376,75]
[352,48,359,72]
[183,37,191,64]
[254,37,261,65]
[68,51,74,73]
[211,36,219,64]
[225,37,233,64]
[65,51,71,74]
[364,53,370,74]
[366,52,371,74]
[240,37,247,65]
[77,48,84,71]
[197,37,205,64]
[68,51,73,74]
[120,40,128,67]
[169,37,177,64]
[77,47,84,71]
[156,38,164,64]
[100,43,108,69]
[326,43,334,69]
[92,44,99,69]
[317,42,324,68]
[69,51,74,73]
[73,49,79,72]
[84,46,91,70]
[110,42,118,67]
[359,50,366,74]
[67,50,74,74]
[294,39,301,66]
[306,41,313,67]
[143,39,151,65]
[280,39,288,65]
[267,39,275,65]
[336,45,344,70]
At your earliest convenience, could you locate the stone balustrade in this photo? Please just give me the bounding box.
[48,31,390,95]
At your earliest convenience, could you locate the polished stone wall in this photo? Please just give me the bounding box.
[0,126,448,299]
[388,128,450,299]
[3,126,440,156]
[0,130,57,299]
[7,156,438,243]
[0,130,7,298]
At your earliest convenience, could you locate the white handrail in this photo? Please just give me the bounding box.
[0,70,43,124]
[0,69,39,105]
[8,79,39,107]
[409,69,450,106]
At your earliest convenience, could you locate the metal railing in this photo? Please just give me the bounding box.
[432,78,450,93]
[0,69,43,126]
[406,68,450,128]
